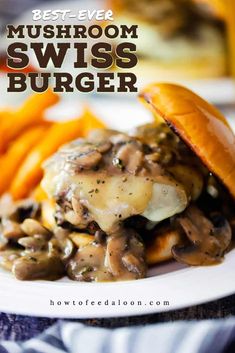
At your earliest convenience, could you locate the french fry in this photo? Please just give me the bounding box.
[0,110,12,123]
[81,106,106,136]
[10,117,84,199]
[0,89,59,153]
[0,125,48,195]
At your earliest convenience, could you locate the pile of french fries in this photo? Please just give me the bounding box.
[0,89,106,200]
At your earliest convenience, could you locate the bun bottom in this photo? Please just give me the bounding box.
[146,229,181,265]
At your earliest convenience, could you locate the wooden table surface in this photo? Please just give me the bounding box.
[0,294,234,341]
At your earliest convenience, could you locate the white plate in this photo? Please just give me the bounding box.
[0,97,234,318]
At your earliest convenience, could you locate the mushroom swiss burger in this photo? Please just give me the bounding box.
[40,83,235,282]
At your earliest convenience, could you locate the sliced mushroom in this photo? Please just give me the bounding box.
[66,242,111,281]
[115,141,144,174]
[48,237,75,262]
[1,219,25,240]
[18,235,48,252]
[96,141,112,153]
[105,234,126,277]
[65,197,92,228]
[105,229,146,280]
[12,253,65,280]
[63,209,82,227]
[122,253,143,275]
[73,150,102,170]
[64,143,102,170]
[20,219,51,239]
[172,205,232,265]
[122,240,146,277]
[66,228,146,282]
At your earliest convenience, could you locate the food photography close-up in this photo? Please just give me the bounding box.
[0,0,235,353]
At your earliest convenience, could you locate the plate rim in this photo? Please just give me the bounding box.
[0,248,234,318]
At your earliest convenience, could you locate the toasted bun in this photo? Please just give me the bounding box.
[140,83,235,199]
